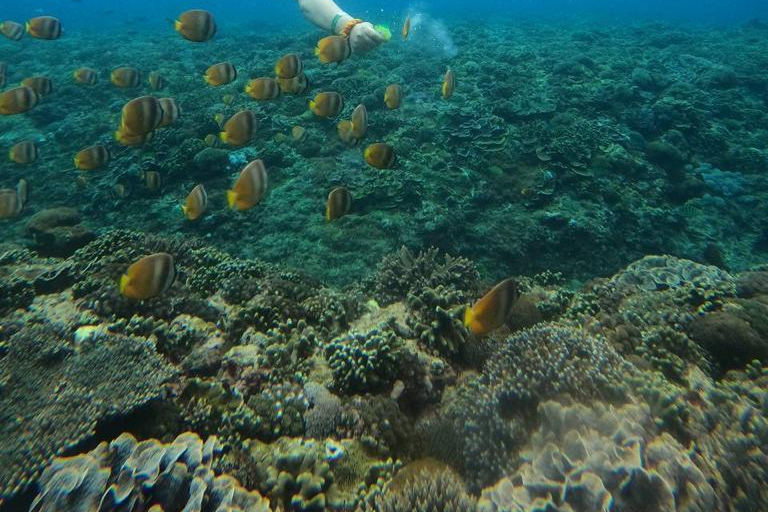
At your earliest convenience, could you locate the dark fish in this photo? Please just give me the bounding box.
[275,53,303,79]
[326,187,352,221]
[384,84,403,109]
[219,110,257,146]
[351,104,367,139]
[364,143,396,169]
[175,10,216,42]
[182,184,207,220]
[0,21,24,41]
[157,97,180,127]
[148,71,168,91]
[74,144,110,170]
[111,67,141,88]
[9,140,37,164]
[0,188,23,219]
[0,86,38,115]
[205,62,236,86]
[245,78,280,100]
[21,76,52,96]
[442,67,455,99]
[309,92,343,117]
[277,73,308,94]
[228,159,267,211]
[26,16,62,40]
[315,35,350,63]
[73,67,98,85]
[120,252,175,299]
[464,278,519,335]
[121,95,163,135]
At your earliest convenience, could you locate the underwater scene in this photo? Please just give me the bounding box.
[2,0,768,510]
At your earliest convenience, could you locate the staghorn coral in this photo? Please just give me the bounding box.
[0,324,176,498]
[366,247,479,307]
[478,399,725,512]
[29,431,270,512]
[405,285,471,360]
[372,464,477,512]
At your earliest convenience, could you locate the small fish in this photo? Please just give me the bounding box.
[337,120,356,145]
[147,71,168,91]
[25,16,61,40]
[291,125,308,143]
[204,134,221,147]
[228,159,267,211]
[350,104,368,140]
[121,95,164,135]
[0,86,38,115]
[402,16,410,40]
[0,188,23,219]
[222,93,236,105]
[21,76,52,96]
[309,92,343,118]
[73,67,98,85]
[112,183,129,198]
[0,62,6,75]
[364,143,396,169]
[115,127,153,146]
[16,178,28,205]
[442,67,455,99]
[182,184,207,220]
[274,53,303,79]
[0,21,24,41]
[111,66,141,88]
[157,97,180,127]
[326,186,352,221]
[277,73,308,94]
[142,169,162,191]
[315,35,351,64]
[9,140,37,164]
[464,278,519,335]
[384,84,403,109]
[245,78,280,100]
[120,252,175,300]
[174,9,216,42]
[219,110,257,146]
[74,144,110,170]
[213,113,226,128]
[204,61,237,86]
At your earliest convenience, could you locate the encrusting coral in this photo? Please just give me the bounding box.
[0,323,176,499]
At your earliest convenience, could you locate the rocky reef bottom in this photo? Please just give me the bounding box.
[1,229,768,511]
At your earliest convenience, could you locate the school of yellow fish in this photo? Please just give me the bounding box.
[0,10,517,335]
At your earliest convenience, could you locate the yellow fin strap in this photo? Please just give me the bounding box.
[341,19,363,38]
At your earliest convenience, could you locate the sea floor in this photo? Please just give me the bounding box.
[1,17,768,512]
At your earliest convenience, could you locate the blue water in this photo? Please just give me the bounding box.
[3,0,768,34]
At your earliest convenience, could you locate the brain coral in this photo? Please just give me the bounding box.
[29,431,270,512]
[0,324,176,499]
[478,400,725,512]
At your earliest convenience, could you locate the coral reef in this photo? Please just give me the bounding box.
[29,432,270,512]
[477,399,725,512]
[0,323,176,498]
